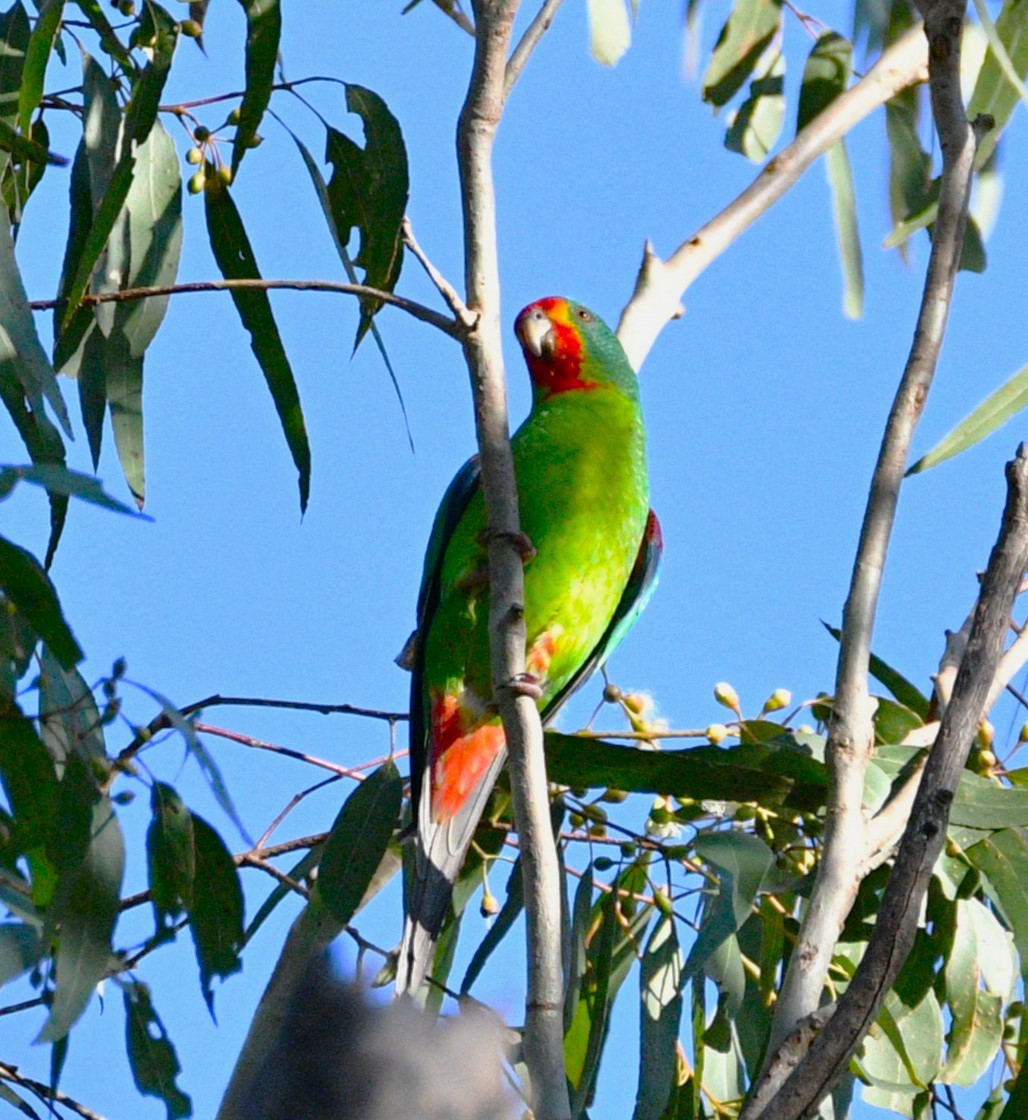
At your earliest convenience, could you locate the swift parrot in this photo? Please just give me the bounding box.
[396,296,661,997]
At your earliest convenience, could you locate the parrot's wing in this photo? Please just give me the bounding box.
[542,508,663,724]
[406,454,482,820]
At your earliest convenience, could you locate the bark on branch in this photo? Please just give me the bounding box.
[458,2,571,1117]
[746,443,1028,1120]
[615,25,929,369]
[763,1,984,1061]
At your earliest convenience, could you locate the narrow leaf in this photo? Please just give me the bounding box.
[36,796,124,1042]
[123,982,192,1119]
[724,46,784,162]
[39,645,106,770]
[796,32,852,131]
[0,921,43,983]
[203,173,310,512]
[325,85,409,348]
[18,0,64,137]
[231,0,280,174]
[967,0,1028,169]
[0,4,29,131]
[315,761,402,926]
[633,915,684,1120]
[702,0,782,107]
[460,856,525,994]
[0,463,149,517]
[0,535,81,667]
[825,139,864,319]
[821,622,931,717]
[908,365,1028,475]
[147,782,195,930]
[188,813,244,1014]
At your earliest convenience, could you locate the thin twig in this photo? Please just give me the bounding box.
[193,722,365,779]
[616,25,929,370]
[504,0,567,97]
[237,854,310,899]
[402,217,475,324]
[0,1062,108,1120]
[116,692,405,765]
[29,280,463,339]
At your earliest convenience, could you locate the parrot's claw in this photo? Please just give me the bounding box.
[507,672,544,700]
[479,528,537,563]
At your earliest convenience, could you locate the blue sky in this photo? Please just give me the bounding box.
[3,1,1028,1117]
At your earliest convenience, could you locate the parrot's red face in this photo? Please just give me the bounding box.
[515,296,600,395]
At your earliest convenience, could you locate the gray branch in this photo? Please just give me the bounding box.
[763,1,985,1058]
[748,443,1028,1120]
[457,2,571,1117]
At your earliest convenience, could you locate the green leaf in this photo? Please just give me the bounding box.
[797,32,852,130]
[825,138,863,319]
[873,696,924,745]
[315,761,402,926]
[0,921,43,983]
[858,986,943,1104]
[908,365,1028,475]
[950,778,1028,830]
[56,30,175,337]
[885,100,931,265]
[967,0,1028,170]
[286,124,412,450]
[0,463,149,517]
[325,85,409,349]
[821,622,931,717]
[460,856,524,994]
[0,115,66,167]
[545,730,825,809]
[18,0,64,137]
[0,200,71,436]
[633,915,684,1120]
[203,172,310,512]
[123,982,192,1119]
[587,0,632,66]
[147,782,195,931]
[188,813,244,1014]
[38,645,106,771]
[941,898,1007,1086]
[0,702,59,898]
[965,829,1028,968]
[0,4,29,131]
[702,0,781,108]
[37,796,124,1042]
[231,0,280,174]
[0,535,81,667]
[724,46,784,162]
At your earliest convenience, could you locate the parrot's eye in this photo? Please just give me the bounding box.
[576,308,592,322]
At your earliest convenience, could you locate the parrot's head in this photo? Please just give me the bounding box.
[514,297,639,401]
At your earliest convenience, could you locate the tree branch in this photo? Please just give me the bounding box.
[505,0,567,97]
[458,2,570,1117]
[0,1061,109,1120]
[763,7,985,1058]
[615,25,929,369]
[29,280,463,339]
[747,443,1028,1120]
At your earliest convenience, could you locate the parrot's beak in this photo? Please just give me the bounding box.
[517,307,557,360]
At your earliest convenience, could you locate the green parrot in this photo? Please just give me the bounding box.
[397,296,661,996]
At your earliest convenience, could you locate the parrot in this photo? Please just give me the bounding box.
[396,296,661,997]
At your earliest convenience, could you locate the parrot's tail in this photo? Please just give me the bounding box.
[395,748,508,999]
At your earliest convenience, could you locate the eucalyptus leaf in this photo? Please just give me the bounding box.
[124,982,192,1119]
[231,0,280,174]
[203,172,310,513]
[702,0,781,107]
[36,796,124,1043]
[188,813,244,1014]
[315,761,402,926]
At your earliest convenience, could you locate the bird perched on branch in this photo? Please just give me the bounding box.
[396,296,661,997]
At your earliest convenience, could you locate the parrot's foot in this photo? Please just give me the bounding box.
[506,671,544,700]
[479,528,537,563]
